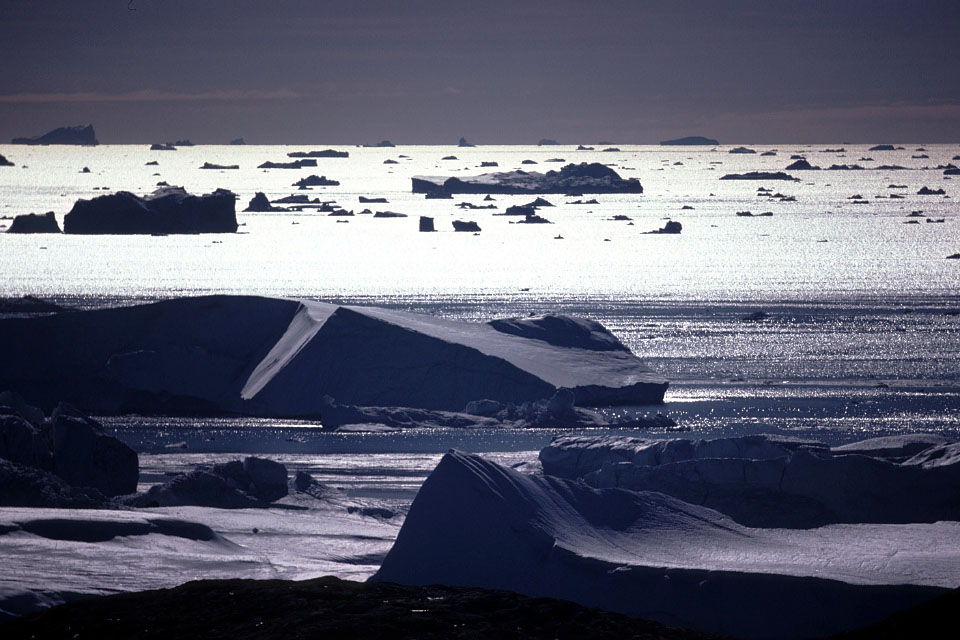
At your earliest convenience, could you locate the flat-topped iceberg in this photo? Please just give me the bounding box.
[62,186,237,234]
[372,450,959,639]
[0,295,667,417]
[6,212,61,234]
[660,136,719,146]
[539,434,960,527]
[412,162,643,195]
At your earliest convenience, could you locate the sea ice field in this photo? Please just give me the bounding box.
[1,142,958,635]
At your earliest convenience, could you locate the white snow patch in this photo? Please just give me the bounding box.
[241,301,338,399]
[0,498,401,621]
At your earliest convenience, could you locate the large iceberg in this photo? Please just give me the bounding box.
[62,186,237,234]
[412,162,643,195]
[372,450,959,639]
[540,434,960,527]
[0,296,667,417]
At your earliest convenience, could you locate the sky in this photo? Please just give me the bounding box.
[2,0,960,144]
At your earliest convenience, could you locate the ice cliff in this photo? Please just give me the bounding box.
[0,296,667,417]
[540,434,960,527]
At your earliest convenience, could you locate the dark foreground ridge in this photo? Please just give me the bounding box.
[0,576,723,640]
[829,586,960,639]
[5,576,955,639]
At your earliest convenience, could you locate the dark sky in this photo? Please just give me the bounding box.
[3,0,960,144]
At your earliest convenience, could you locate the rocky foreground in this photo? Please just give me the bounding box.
[0,576,720,640]
[2,576,956,640]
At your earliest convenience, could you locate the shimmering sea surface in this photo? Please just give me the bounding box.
[1,143,958,443]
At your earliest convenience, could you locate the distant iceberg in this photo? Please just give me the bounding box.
[412,162,643,195]
[11,124,98,146]
[659,136,718,146]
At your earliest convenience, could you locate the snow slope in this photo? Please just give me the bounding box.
[0,498,400,621]
[372,451,958,639]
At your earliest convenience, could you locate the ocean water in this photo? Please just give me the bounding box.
[1,143,957,302]
[1,143,958,441]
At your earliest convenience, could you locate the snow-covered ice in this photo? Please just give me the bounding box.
[540,434,960,527]
[0,496,401,621]
[373,450,960,639]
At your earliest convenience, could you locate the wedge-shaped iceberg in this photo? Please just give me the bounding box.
[372,451,959,639]
[0,295,667,417]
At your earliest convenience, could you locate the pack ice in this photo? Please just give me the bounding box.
[0,295,667,417]
[372,443,960,639]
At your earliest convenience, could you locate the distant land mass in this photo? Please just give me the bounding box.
[11,124,98,146]
[660,136,719,146]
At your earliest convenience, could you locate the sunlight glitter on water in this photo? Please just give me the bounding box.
[3,143,958,442]
[1,144,958,303]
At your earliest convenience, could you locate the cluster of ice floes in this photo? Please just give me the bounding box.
[373,436,960,639]
[320,390,675,431]
[411,162,644,195]
[0,295,667,420]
